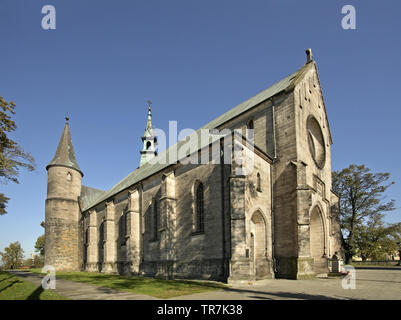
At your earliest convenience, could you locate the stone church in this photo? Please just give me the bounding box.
[44,49,342,282]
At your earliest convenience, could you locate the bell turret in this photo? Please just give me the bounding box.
[139,101,157,166]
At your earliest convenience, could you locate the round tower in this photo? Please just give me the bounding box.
[45,118,83,271]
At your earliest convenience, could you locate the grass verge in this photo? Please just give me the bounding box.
[29,269,226,299]
[0,271,67,300]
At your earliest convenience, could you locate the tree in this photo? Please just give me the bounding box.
[353,215,401,261]
[0,96,35,215]
[332,164,396,263]
[35,234,45,257]
[0,241,25,269]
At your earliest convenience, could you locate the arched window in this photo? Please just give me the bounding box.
[247,119,254,142]
[257,173,261,192]
[146,141,152,150]
[85,228,89,246]
[119,211,127,245]
[195,183,204,233]
[99,221,104,248]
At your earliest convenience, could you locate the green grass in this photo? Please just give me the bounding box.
[29,269,226,299]
[352,263,401,268]
[0,271,67,300]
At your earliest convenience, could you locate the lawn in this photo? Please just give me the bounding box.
[0,271,67,300]
[29,269,226,299]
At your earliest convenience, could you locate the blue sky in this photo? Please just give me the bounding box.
[1,0,400,258]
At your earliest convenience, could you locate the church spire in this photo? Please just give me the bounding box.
[46,117,83,176]
[139,101,157,167]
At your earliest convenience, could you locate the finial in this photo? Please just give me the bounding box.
[65,115,69,123]
[306,48,313,63]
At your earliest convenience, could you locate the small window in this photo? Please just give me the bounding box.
[247,119,254,130]
[246,119,254,142]
[67,172,72,181]
[146,141,152,150]
[256,173,261,192]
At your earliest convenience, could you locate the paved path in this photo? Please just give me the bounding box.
[8,267,401,300]
[7,271,157,300]
[173,267,401,300]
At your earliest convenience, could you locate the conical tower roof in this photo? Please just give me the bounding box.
[46,118,83,176]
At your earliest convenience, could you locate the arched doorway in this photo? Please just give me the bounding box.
[310,206,327,273]
[250,210,269,279]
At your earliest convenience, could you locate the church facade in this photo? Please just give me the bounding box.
[44,50,342,282]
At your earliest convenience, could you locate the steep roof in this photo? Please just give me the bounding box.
[81,62,313,211]
[46,120,83,176]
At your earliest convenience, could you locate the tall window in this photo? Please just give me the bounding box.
[119,212,127,245]
[85,228,89,246]
[195,183,204,233]
[257,172,261,192]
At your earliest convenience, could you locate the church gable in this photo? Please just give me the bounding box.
[293,62,333,145]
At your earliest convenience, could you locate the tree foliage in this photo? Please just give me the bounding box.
[332,164,396,263]
[0,241,25,269]
[353,215,401,261]
[0,96,35,215]
[35,234,45,256]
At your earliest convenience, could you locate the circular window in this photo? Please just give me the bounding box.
[307,116,326,169]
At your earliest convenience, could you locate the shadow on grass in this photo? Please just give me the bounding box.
[51,272,227,298]
[0,280,24,293]
[0,274,14,284]
[26,286,44,300]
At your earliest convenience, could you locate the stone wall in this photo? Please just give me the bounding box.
[45,166,82,271]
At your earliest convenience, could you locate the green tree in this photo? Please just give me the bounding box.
[353,215,401,261]
[0,96,35,215]
[35,234,45,256]
[0,241,25,269]
[332,164,396,263]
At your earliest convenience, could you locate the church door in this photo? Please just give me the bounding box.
[250,210,269,279]
[310,206,327,274]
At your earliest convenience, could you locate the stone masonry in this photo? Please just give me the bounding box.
[44,49,343,281]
